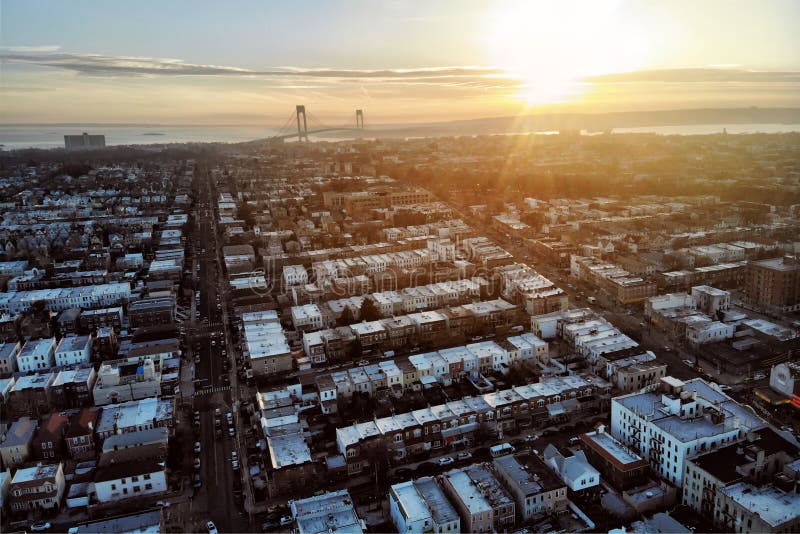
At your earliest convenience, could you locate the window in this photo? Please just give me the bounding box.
[144,474,151,480]
[145,483,153,490]
[132,476,139,482]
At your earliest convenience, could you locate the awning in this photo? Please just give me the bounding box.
[442,421,477,438]
[547,403,565,417]
[562,398,580,412]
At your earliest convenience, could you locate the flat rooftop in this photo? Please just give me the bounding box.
[723,482,800,527]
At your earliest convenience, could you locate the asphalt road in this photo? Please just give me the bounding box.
[190,169,249,533]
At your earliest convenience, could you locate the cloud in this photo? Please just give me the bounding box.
[588,68,800,84]
[0,50,506,81]
[0,45,61,53]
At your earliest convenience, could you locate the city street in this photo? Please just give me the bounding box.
[187,168,250,533]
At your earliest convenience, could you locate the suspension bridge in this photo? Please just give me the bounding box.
[270,105,367,142]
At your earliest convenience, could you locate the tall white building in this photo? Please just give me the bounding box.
[282,265,308,288]
[691,285,731,317]
[611,376,765,487]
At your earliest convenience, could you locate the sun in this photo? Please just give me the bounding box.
[486,0,651,106]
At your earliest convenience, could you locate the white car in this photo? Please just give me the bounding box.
[31,522,51,532]
[207,521,218,534]
[193,458,201,469]
[194,441,202,453]
[438,456,455,466]
[456,451,472,461]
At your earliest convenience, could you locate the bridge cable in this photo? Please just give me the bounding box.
[273,111,298,138]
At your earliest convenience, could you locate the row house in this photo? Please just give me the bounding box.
[17,337,57,373]
[50,366,96,409]
[32,412,70,461]
[408,311,448,344]
[7,372,56,418]
[54,334,92,367]
[65,407,100,460]
[8,463,66,513]
[0,282,131,315]
[336,374,610,473]
[79,306,123,332]
[0,340,21,375]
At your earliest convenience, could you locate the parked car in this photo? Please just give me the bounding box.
[456,451,472,461]
[193,458,201,469]
[229,426,235,437]
[207,521,218,534]
[194,441,202,453]
[193,474,202,488]
[280,516,293,526]
[31,522,51,532]
[156,500,171,508]
[438,456,455,466]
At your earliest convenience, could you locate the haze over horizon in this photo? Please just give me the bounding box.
[1,0,799,126]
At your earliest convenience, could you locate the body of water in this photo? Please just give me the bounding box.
[0,124,277,150]
[0,122,798,150]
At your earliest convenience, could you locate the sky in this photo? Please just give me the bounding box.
[1,0,799,125]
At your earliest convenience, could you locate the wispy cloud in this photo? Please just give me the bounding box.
[588,68,800,84]
[0,45,61,53]
[0,50,505,81]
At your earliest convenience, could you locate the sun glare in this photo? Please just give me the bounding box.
[487,0,651,106]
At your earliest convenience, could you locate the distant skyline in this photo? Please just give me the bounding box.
[1,0,799,125]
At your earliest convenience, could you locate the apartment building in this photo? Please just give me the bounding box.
[745,256,800,313]
[611,377,766,486]
[682,426,798,529]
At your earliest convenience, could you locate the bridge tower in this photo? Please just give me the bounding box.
[356,109,365,129]
[295,105,309,142]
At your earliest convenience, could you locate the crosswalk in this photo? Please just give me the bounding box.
[193,385,231,396]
